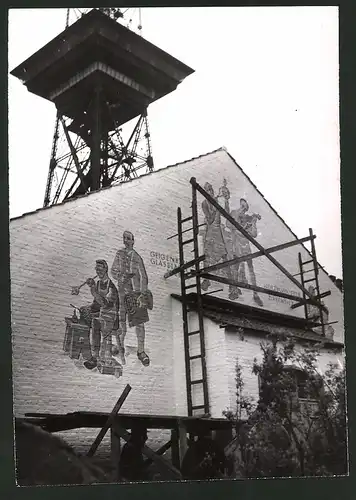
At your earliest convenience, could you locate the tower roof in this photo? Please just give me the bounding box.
[10,8,194,125]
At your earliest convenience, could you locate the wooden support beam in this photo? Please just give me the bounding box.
[164,255,205,279]
[171,429,180,470]
[110,420,122,481]
[143,440,172,469]
[202,288,224,296]
[190,177,317,303]
[178,420,188,467]
[167,223,206,241]
[290,291,331,310]
[113,424,182,479]
[87,384,131,458]
[191,235,316,277]
[200,273,303,303]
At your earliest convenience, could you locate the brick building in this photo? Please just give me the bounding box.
[10,147,344,457]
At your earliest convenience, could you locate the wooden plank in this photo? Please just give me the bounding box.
[190,235,316,277]
[87,384,131,457]
[190,177,317,303]
[23,414,84,433]
[202,288,224,296]
[23,412,233,434]
[113,424,182,479]
[201,273,303,302]
[25,413,64,418]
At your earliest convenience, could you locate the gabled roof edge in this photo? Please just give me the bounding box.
[9,147,226,223]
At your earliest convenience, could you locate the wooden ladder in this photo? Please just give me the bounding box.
[176,184,209,416]
[298,228,326,336]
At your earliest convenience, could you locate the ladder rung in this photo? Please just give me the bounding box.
[294,268,314,277]
[302,259,314,265]
[189,354,202,360]
[182,216,193,223]
[187,330,201,336]
[304,278,316,283]
[191,379,204,385]
[191,405,206,410]
[182,238,194,246]
[184,283,197,291]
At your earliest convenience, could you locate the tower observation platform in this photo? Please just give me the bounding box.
[11,8,194,205]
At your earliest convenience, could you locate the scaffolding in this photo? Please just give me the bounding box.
[165,177,333,417]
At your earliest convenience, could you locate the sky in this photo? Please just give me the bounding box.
[8,6,342,278]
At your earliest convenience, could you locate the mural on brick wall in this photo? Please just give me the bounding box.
[111,230,153,368]
[200,178,264,307]
[63,231,153,377]
[200,181,235,298]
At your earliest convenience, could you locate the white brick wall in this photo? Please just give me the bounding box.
[10,148,344,453]
[224,329,344,417]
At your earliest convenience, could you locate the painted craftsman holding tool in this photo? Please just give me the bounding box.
[111,231,153,367]
[72,259,119,370]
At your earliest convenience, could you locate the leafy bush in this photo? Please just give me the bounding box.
[224,336,347,478]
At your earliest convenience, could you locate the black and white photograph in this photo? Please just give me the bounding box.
[8,6,347,485]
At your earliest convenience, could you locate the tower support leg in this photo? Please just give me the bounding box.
[91,84,102,191]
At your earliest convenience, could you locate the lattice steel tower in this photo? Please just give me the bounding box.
[11,8,194,206]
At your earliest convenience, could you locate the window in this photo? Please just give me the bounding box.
[284,366,321,401]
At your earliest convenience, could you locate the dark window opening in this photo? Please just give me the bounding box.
[284,366,321,401]
[257,366,322,402]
